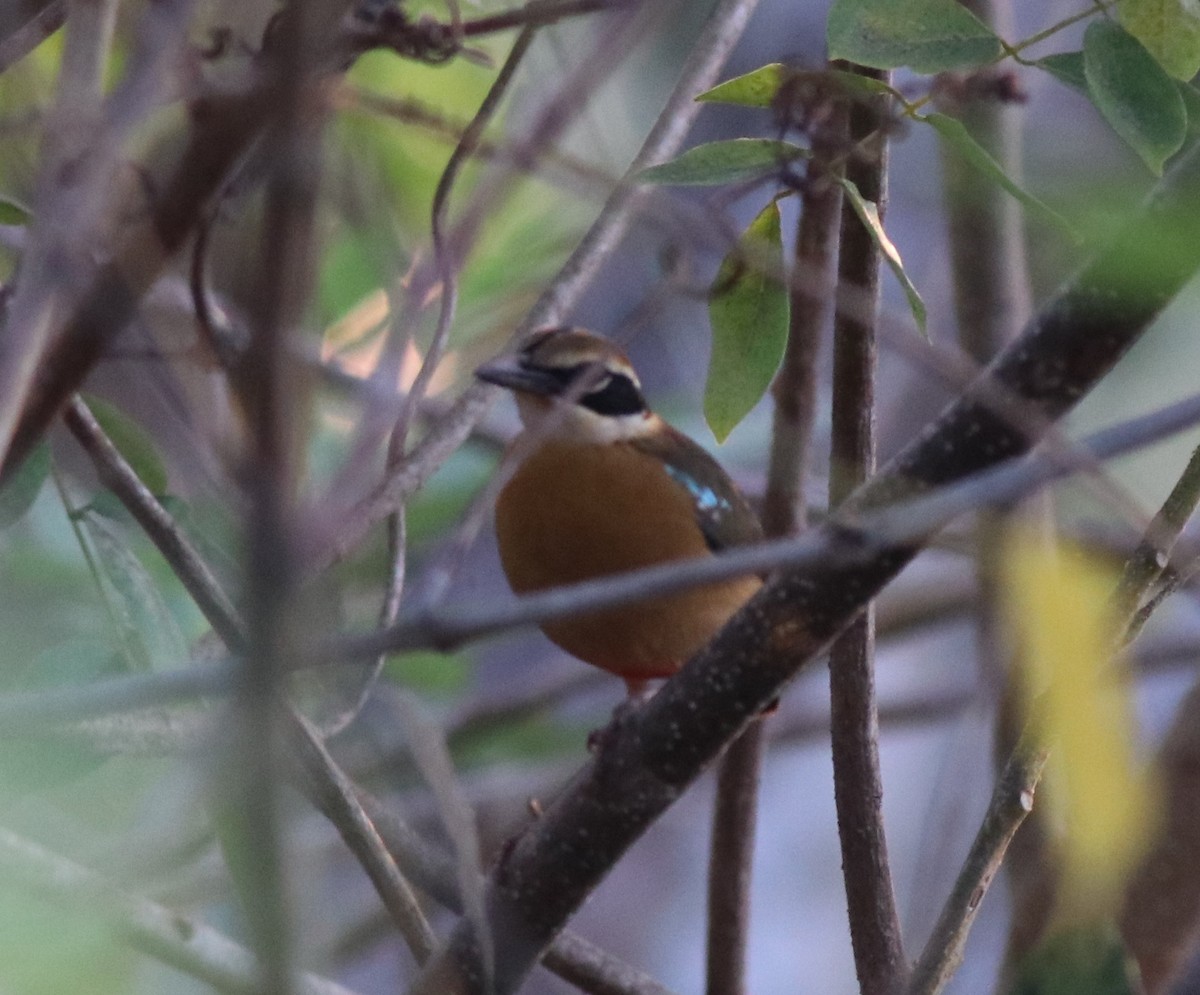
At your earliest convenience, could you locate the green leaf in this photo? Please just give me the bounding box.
[1119,0,1200,81]
[638,139,807,187]
[923,112,1079,239]
[697,63,789,107]
[698,65,902,110]
[79,511,188,673]
[836,178,927,335]
[319,230,390,326]
[81,396,169,495]
[1084,20,1187,175]
[705,201,790,442]
[0,195,30,226]
[0,894,133,995]
[1006,922,1140,995]
[386,650,472,697]
[0,640,121,792]
[1037,51,1088,94]
[827,0,1002,73]
[825,68,906,100]
[0,442,49,530]
[1181,83,1200,136]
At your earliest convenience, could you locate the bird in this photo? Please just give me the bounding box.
[475,326,763,697]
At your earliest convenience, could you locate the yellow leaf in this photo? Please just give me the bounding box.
[1001,531,1158,915]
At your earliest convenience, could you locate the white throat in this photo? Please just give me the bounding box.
[514,393,659,444]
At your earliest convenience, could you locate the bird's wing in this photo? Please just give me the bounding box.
[631,427,763,553]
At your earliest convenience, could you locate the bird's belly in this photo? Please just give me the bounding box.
[494,441,760,678]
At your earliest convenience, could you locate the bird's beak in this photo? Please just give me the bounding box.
[475,355,562,397]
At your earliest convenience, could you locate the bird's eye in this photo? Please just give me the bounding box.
[581,371,646,417]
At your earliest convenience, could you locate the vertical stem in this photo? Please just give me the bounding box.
[221,5,337,992]
[705,94,845,995]
[705,724,764,995]
[0,0,118,468]
[829,64,907,995]
[937,1,1047,984]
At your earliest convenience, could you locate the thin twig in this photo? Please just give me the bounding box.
[354,23,540,690]
[337,387,1200,664]
[0,0,119,469]
[704,719,765,995]
[397,22,540,446]
[445,671,603,751]
[1108,447,1200,991]
[1115,442,1200,631]
[221,7,346,989]
[5,630,1199,759]
[520,0,761,331]
[1119,675,1200,993]
[934,1,1046,981]
[341,86,620,195]
[0,826,360,995]
[0,0,65,73]
[905,733,1049,995]
[541,933,679,995]
[461,0,624,38]
[24,404,1200,754]
[287,709,437,963]
[63,395,245,648]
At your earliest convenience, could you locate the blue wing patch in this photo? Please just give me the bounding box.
[664,465,732,516]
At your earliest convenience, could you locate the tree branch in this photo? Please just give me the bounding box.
[0,825,360,995]
[828,62,906,995]
[0,0,65,73]
[340,386,1200,664]
[906,732,1049,994]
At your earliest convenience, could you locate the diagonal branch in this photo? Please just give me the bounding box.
[338,385,1200,664]
[906,732,1049,995]
[0,825,360,995]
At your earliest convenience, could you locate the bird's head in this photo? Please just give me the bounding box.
[475,327,659,443]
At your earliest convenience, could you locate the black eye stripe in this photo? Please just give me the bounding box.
[580,372,646,416]
[519,360,647,416]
